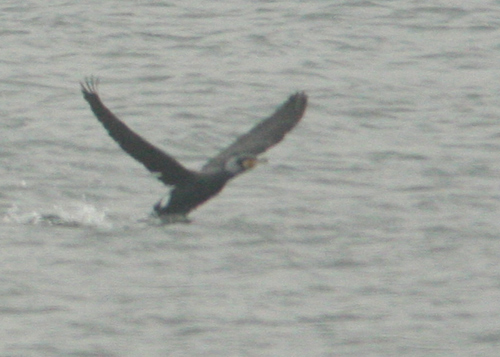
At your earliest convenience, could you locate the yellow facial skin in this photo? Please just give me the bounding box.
[242,158,258,170]
[242,157,268,170]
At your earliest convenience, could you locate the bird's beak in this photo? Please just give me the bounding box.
[242,157,268,170]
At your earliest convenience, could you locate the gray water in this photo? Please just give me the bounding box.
[2,0,500,355]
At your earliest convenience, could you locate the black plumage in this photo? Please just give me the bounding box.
[81,77,307,222]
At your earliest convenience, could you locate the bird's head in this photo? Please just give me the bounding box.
[224,155,266,175]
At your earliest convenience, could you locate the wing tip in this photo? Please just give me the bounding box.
[80,76,100,96]
[289,91,308,116]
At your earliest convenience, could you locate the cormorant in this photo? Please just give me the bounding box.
[81,77,307,222]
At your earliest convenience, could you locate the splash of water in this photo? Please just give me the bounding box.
[3,202,113,229]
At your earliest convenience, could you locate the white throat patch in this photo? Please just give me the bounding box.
[225,157,243,174]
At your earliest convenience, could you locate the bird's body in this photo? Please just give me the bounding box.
[80,78,307,222]
[155,170,231,216]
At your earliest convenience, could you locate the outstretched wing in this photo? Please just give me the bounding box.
[202,92,307,172]
[80,77,196,186]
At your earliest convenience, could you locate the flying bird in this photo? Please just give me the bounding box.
[81,77,307,223]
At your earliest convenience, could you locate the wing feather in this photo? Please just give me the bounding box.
[80,77,195,186]
[202,92,307,172]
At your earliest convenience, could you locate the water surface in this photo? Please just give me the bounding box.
[2,0,500,355]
